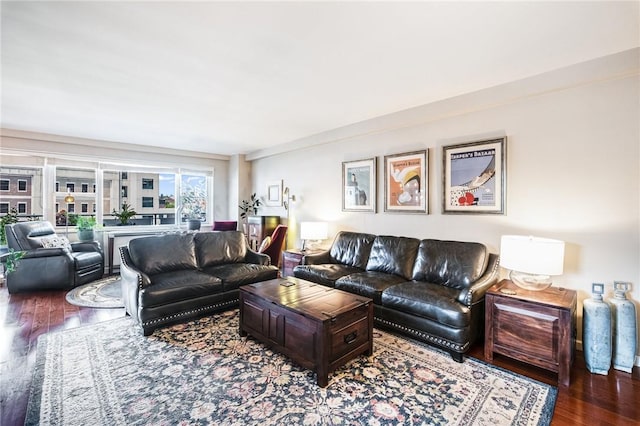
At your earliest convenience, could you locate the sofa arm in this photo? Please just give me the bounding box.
[119,246,151,288]
[301,250,333,265]
[456,253,500,307]
[245,248,271,266]
[71,241,102,253]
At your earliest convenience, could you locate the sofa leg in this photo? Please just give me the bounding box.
[143,327,154,336]
[451,352,464,363]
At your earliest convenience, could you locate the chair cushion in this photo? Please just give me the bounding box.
[129,233,197,276]
[329,231,376,269]
[381,281,471,328]
[140,270,223,308]
[258,236,271,253]
[202,263,278,291]
[411,239,489,290]
[195,231,247,268]
[293,264,363,288]
[365,235,420,280]
[41,236,72,251]
[336,271,407,304]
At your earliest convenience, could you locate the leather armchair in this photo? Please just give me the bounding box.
[4,221,104,293]
[258,225,288,268]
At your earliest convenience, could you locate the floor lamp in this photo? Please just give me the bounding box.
[64,193,75,237]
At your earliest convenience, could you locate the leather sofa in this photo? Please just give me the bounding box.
[293,231,499,361]
[4,221,104,294]
[119,230,278,335]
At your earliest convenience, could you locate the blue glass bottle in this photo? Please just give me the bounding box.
[610,281,637,373]
[583,283,612,375]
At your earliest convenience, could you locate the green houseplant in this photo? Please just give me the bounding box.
[0,207,19,246]
[4,248,25,275]
[239,193,261,220]
[112,202,137,225]
[76,216,98,241]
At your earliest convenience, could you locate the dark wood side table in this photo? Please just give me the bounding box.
[484,279,577,387]
[281,249,321,277]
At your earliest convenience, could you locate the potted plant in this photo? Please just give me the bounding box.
[0,207,19,246]
[4,248,25,275]
[238,193,261,233]
[112,202,137,225]
[76,216,98,242]
[181,185,206,231]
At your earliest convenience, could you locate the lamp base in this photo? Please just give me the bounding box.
[510,270,553,291]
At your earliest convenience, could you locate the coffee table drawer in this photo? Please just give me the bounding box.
[330,316,369,361]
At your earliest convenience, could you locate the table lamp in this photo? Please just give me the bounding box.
[499,235,565,291]
[299,221,328,252]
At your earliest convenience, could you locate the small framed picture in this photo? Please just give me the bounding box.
[342,157,377,212]
[384,150,428,213]
[442,137,506,214]
[265,180,283,206]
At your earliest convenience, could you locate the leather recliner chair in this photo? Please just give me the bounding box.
[4,221,104,293]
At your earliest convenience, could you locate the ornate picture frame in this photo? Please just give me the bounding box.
[342,157,377,212]
[442,137,506,214]
[384,149,428,213]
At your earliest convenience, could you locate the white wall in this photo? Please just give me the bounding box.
[250,49,640,362]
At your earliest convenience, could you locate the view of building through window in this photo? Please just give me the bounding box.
[1,166,211,227]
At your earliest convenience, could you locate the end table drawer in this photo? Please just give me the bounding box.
[493,300,562,364]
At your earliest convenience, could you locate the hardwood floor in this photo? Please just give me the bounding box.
[1,284,638,426]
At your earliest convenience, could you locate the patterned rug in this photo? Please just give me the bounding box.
[65,275,123,308]
[26,310,556,425]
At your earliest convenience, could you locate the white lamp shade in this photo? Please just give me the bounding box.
[500,235,565,276]
[300,221,328,241]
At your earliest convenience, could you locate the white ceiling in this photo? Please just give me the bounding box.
[1,1,638,156]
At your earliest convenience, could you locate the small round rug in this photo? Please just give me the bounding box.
[65,276,124,308]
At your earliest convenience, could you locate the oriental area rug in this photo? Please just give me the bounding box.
[26,310,556,425]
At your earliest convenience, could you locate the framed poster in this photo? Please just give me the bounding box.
[442,137,506,214]
[384,149,428,213]
[265,180,283,206]
[342,157,377,212]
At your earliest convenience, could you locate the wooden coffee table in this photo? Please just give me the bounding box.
[239,277,373,387]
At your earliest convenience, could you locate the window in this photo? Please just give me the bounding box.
[81,203,89,213]
[121,172,128,180]
[17,203,26,214]
[56,182,60,192]
[142,197,154,208]
[180,174,208,222]
[0,203,8,213]
[142,178,154,190]
[93,184,96,193]
[1,166,43,220]
[56,167,95,221]
[121,186,128,198]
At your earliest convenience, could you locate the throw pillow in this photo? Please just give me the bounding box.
[41,236,72,251]
[258,236,272,253]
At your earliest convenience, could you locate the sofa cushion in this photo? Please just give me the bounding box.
[411,239,489,289]
[129,233,197,276]
[40,235,72,251]
[329,231,376,269]
[195,231,247,268]
[366,236,420,279]
[336,271,407,304]
[140,270,223,308]
[293,264,363,288]
[381,281,471,328]
[202,263,278,291]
